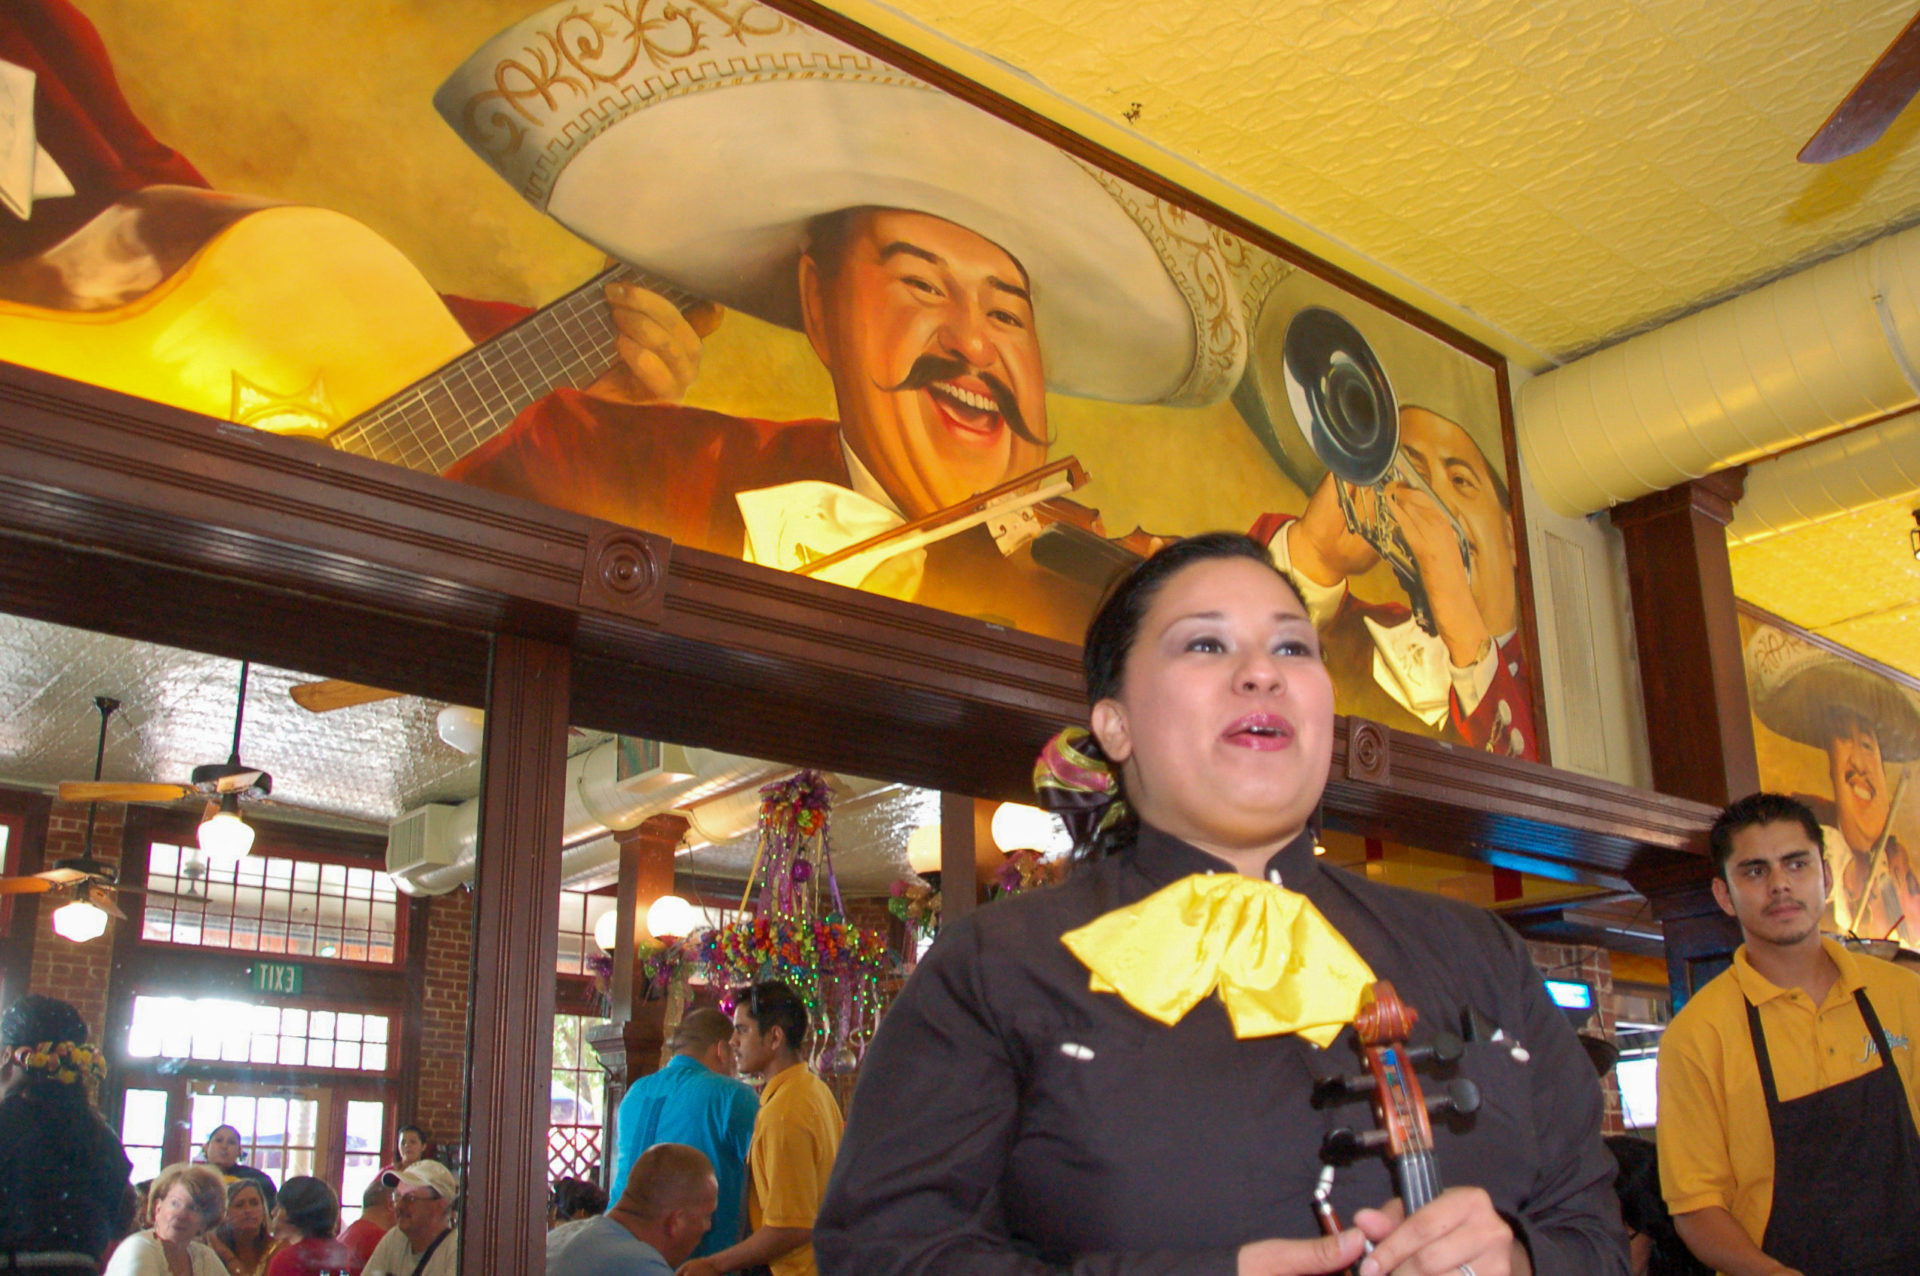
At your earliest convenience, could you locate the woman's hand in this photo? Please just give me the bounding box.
[1354,1187,1527,1275]
[1237,1228,1369,1275]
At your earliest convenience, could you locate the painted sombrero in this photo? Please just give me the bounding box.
[435,1,1244,406]
[1746,625,1920,763]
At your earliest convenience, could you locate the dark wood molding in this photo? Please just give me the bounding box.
[940,791,979,918]
[0,363,1720,880]
[0,786,52,1001]
[461,634,572,1275]
[1610,469,1759,810]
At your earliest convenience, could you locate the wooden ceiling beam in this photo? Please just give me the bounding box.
[0,362,1718,878]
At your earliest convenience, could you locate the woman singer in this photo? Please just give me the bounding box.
[815,533,1625,1275]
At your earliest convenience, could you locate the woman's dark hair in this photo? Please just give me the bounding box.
[397,1122,428,1148]
[0,993,89,1054]
[275,1176,339,1240]
[1075,532,1312,862]
[742,980,810,1051]
[549,1176,608,1219]
[1606,1135,1708,1276]
[0,995,131,1252]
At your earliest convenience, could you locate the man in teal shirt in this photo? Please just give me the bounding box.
[612,1007,760,1259]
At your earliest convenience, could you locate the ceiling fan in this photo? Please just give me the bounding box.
[58,662,271,861]
[1,696,144,940]
[1801,12,1920,163]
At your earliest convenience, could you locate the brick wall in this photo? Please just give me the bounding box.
[414,890,473,1150]
[27,800,125,1045]
[1525,939,1623,1134]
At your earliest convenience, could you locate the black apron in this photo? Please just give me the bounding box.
[1744,987,1920,1275]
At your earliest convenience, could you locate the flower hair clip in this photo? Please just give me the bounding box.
[11,1040,106,1086]
[1033,726,1129,847]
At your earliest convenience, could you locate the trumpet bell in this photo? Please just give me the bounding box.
[1282,307,1399,486]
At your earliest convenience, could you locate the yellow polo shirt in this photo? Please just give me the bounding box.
[1656,939,1920,1254]
[746,1062,844,1276]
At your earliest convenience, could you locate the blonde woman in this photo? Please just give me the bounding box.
[106,1163,228,1276]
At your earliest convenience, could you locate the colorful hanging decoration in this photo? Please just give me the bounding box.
[993,848,1062,898]
[694,771,890,1073]
[887,878,941,937]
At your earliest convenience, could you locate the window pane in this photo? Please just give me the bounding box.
[140,850,400,965]
[121,1089,169,1145]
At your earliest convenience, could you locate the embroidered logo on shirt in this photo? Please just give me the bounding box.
[1858,1031,1914,1064]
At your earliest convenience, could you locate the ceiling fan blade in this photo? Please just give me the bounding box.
[289,680,402,713]
[58,781,194,803]
[0,878,56,895]
[85,885,129,920]
[1801,11,1920,163]
[212,770,265,795]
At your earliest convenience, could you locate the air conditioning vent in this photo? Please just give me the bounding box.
[386,804,459,881]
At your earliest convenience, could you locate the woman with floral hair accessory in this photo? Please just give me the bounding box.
[817,533,1626,1275]
[0,993,132,1273]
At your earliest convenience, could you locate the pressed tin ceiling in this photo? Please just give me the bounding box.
[844,0,1920,363]
[1729,496,1920,680]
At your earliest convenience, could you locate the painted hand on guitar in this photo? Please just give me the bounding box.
[1353,1188,1525,1276]
[587,281,724,405]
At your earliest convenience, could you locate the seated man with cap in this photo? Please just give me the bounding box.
[362,1161,458,1276]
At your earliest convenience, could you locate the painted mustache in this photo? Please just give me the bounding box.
[882,354,1048,446]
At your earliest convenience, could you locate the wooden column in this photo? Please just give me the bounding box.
[1613,471,1752,1000]
[1611,469,1758,808]
[461,633,572,1275]
[608,814,687,1022]
[940,791,979,920]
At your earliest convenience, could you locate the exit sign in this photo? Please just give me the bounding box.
[251,961,303,996]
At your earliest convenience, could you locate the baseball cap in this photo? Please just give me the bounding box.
[381,1160,459,1199]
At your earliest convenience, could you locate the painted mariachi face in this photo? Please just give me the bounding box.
[801,209,1050,521]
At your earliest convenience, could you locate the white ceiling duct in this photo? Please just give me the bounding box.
[1518,223,1920,518]
[1727,409,1920,546]
[385,740,781,895]
[679,772,897,853]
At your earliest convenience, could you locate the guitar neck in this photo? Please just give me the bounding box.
[324,263,690,473]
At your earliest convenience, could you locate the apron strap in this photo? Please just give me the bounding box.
[1744,995,1784,1110]
[1854,987,1899,1071]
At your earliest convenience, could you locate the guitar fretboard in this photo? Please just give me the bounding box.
[324,263,693,474]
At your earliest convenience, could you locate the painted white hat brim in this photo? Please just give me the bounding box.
[436,4,1246,405]
[1747,626,1920,762]
[549,79,1193,403]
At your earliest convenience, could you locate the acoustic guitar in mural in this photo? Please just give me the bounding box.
[0,206,473,435]
[322,260,683,472]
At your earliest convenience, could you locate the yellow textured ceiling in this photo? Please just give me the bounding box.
[1730,496,1920,677]
[835,0,1920,363]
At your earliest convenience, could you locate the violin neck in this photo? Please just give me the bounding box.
[1392,1148,1444,1215]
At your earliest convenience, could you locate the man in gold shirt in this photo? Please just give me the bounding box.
[680,982,843,1276]
[1657,792,1920,1275]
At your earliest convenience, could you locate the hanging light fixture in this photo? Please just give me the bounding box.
[51,895,110,943]
[646,894,699,941]
[906,823,943,893]
[990,802,1068,856]
[198,793,255,861]
[593,907,621,952]
[194,662,260,862]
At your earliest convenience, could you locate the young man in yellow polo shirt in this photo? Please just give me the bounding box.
[1657,792,1920,1275]
[680,981,844,1276]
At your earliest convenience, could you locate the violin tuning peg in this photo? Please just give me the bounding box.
[1319,1126,1388,1163]
[1424,1077,1481,1119]
[1311,1073,1376,1107]
[1428,1030,1466,1064]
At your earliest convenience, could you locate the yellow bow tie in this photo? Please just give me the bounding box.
[1060,873,1376,1047]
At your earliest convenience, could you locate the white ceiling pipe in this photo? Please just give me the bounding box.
[1519,223,1920,517]
[392,742,777,894]
[1727,408,1920,546]
[677,772,897,852]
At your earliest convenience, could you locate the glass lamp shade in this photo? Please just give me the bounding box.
[52,898,110,943]
[594,908,620,952]
[906,824,943,876]
[434,705,486,755]
[991,802,1067,855]
[646,894,698,941]
[198,807,255,861]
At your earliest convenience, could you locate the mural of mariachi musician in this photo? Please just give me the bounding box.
[0,0,1541,763]
[427,2,1539,758]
